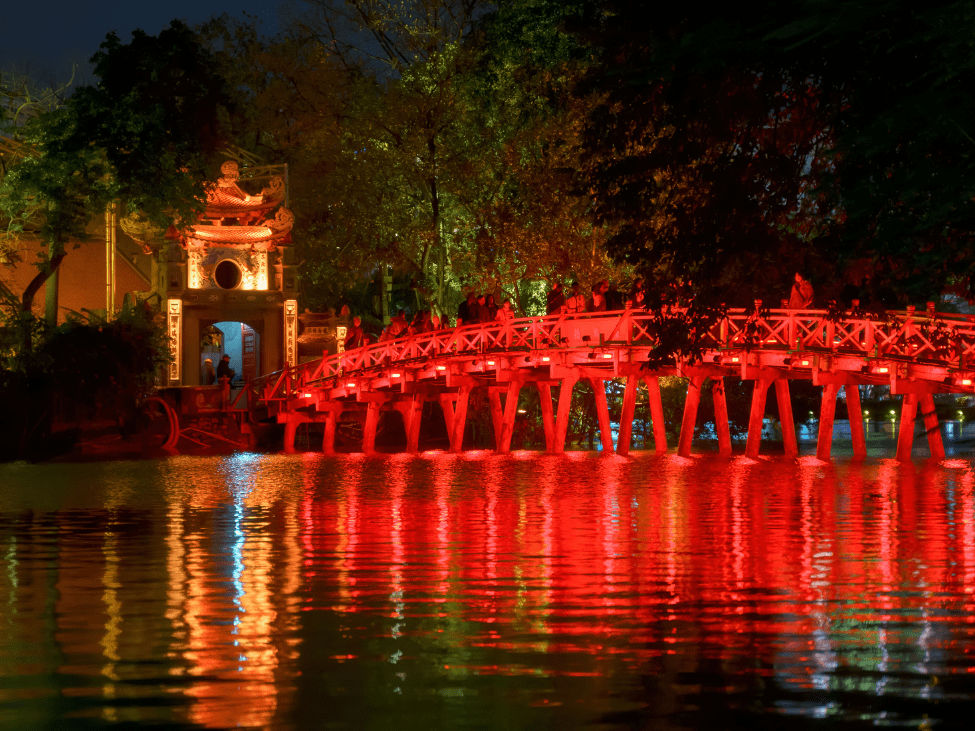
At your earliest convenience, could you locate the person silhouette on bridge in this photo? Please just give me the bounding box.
[628,278,646,308]
[457,292,476,325]
[788,272,815,309]
[344,316,365,349]
[495,299,515,321]
[588,282,607,312]
[565,282,586,314]
[546,282,565,315]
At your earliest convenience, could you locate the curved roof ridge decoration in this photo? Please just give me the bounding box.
[203,161,285,217]
[185,205,294,250]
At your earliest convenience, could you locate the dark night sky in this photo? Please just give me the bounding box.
[2,1,285,85]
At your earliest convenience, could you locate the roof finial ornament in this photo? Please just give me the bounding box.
[219,161,240,186]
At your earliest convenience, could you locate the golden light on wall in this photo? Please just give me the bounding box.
[187,250,202,290]
[284,300,298,367]
[167,298,182,383]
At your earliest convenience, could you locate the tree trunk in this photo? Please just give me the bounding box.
[44,240,60,328]
[427,130,442,306]
[21,250,67,351]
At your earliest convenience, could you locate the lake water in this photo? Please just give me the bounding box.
[2,451,975,729]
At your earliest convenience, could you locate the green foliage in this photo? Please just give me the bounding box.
[574,0,975,309]
[1,21,233,327]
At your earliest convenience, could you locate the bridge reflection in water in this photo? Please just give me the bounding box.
[1,453,974,728]
[239,306,975,461]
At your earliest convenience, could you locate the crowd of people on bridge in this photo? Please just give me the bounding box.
[543,279,646,315]
[342,278,654,351]
[343,268,925,352]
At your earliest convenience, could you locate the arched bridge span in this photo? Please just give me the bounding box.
[234,306,975,461]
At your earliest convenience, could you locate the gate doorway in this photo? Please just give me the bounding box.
[199,321,261,385]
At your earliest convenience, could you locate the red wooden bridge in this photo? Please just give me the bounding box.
[201,304,975,461]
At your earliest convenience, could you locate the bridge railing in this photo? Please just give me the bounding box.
[235,306,975,412]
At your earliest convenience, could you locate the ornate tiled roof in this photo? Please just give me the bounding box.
[202,161,285,218]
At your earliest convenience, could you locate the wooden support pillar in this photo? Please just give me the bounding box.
[283,416,300,454]
[589,378,615,453]
[322,411,339,454]
[616,375,638,456]
[452,387,471,453]
[553,375,579,453]
[711,377,732,456]
[643,376,668,454]
[896,393,919,462]
[746,378,772,459]
[362,401,381,454]
[537,383,555,452]
[678,375,706,457]
[497,381,522,454]
[439,394,455,438]
[816,383,840,460]
[488,389,504,451]
[845,384,867,460]
[774,379,798,457]
[404,395,424,453]
[919,392,945,460]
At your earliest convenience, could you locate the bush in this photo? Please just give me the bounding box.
[0,301,171,460]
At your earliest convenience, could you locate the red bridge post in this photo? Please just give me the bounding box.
[918,393,945,460]
[746,378,772,459]
[645,376,669,454]
[552,375,579,453]
[616,376,639,456]
[711,377,732,456]
[846,385,867,460]
[536,383,556,451]
[678,376,706,457]
[896,393,919,461]
[817,383,840,460]
[590,378,615,453]
[773,380,798,457]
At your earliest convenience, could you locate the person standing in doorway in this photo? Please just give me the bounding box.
[203,358,216,385]
[217,354,236,385]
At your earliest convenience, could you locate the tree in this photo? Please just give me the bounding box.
[574,0,975,308]
[568,1,833,312]
[286,0,492,313]
[766,0,975,303]
[0,21,233,343]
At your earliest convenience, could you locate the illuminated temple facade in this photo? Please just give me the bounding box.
[128,161,299,386]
